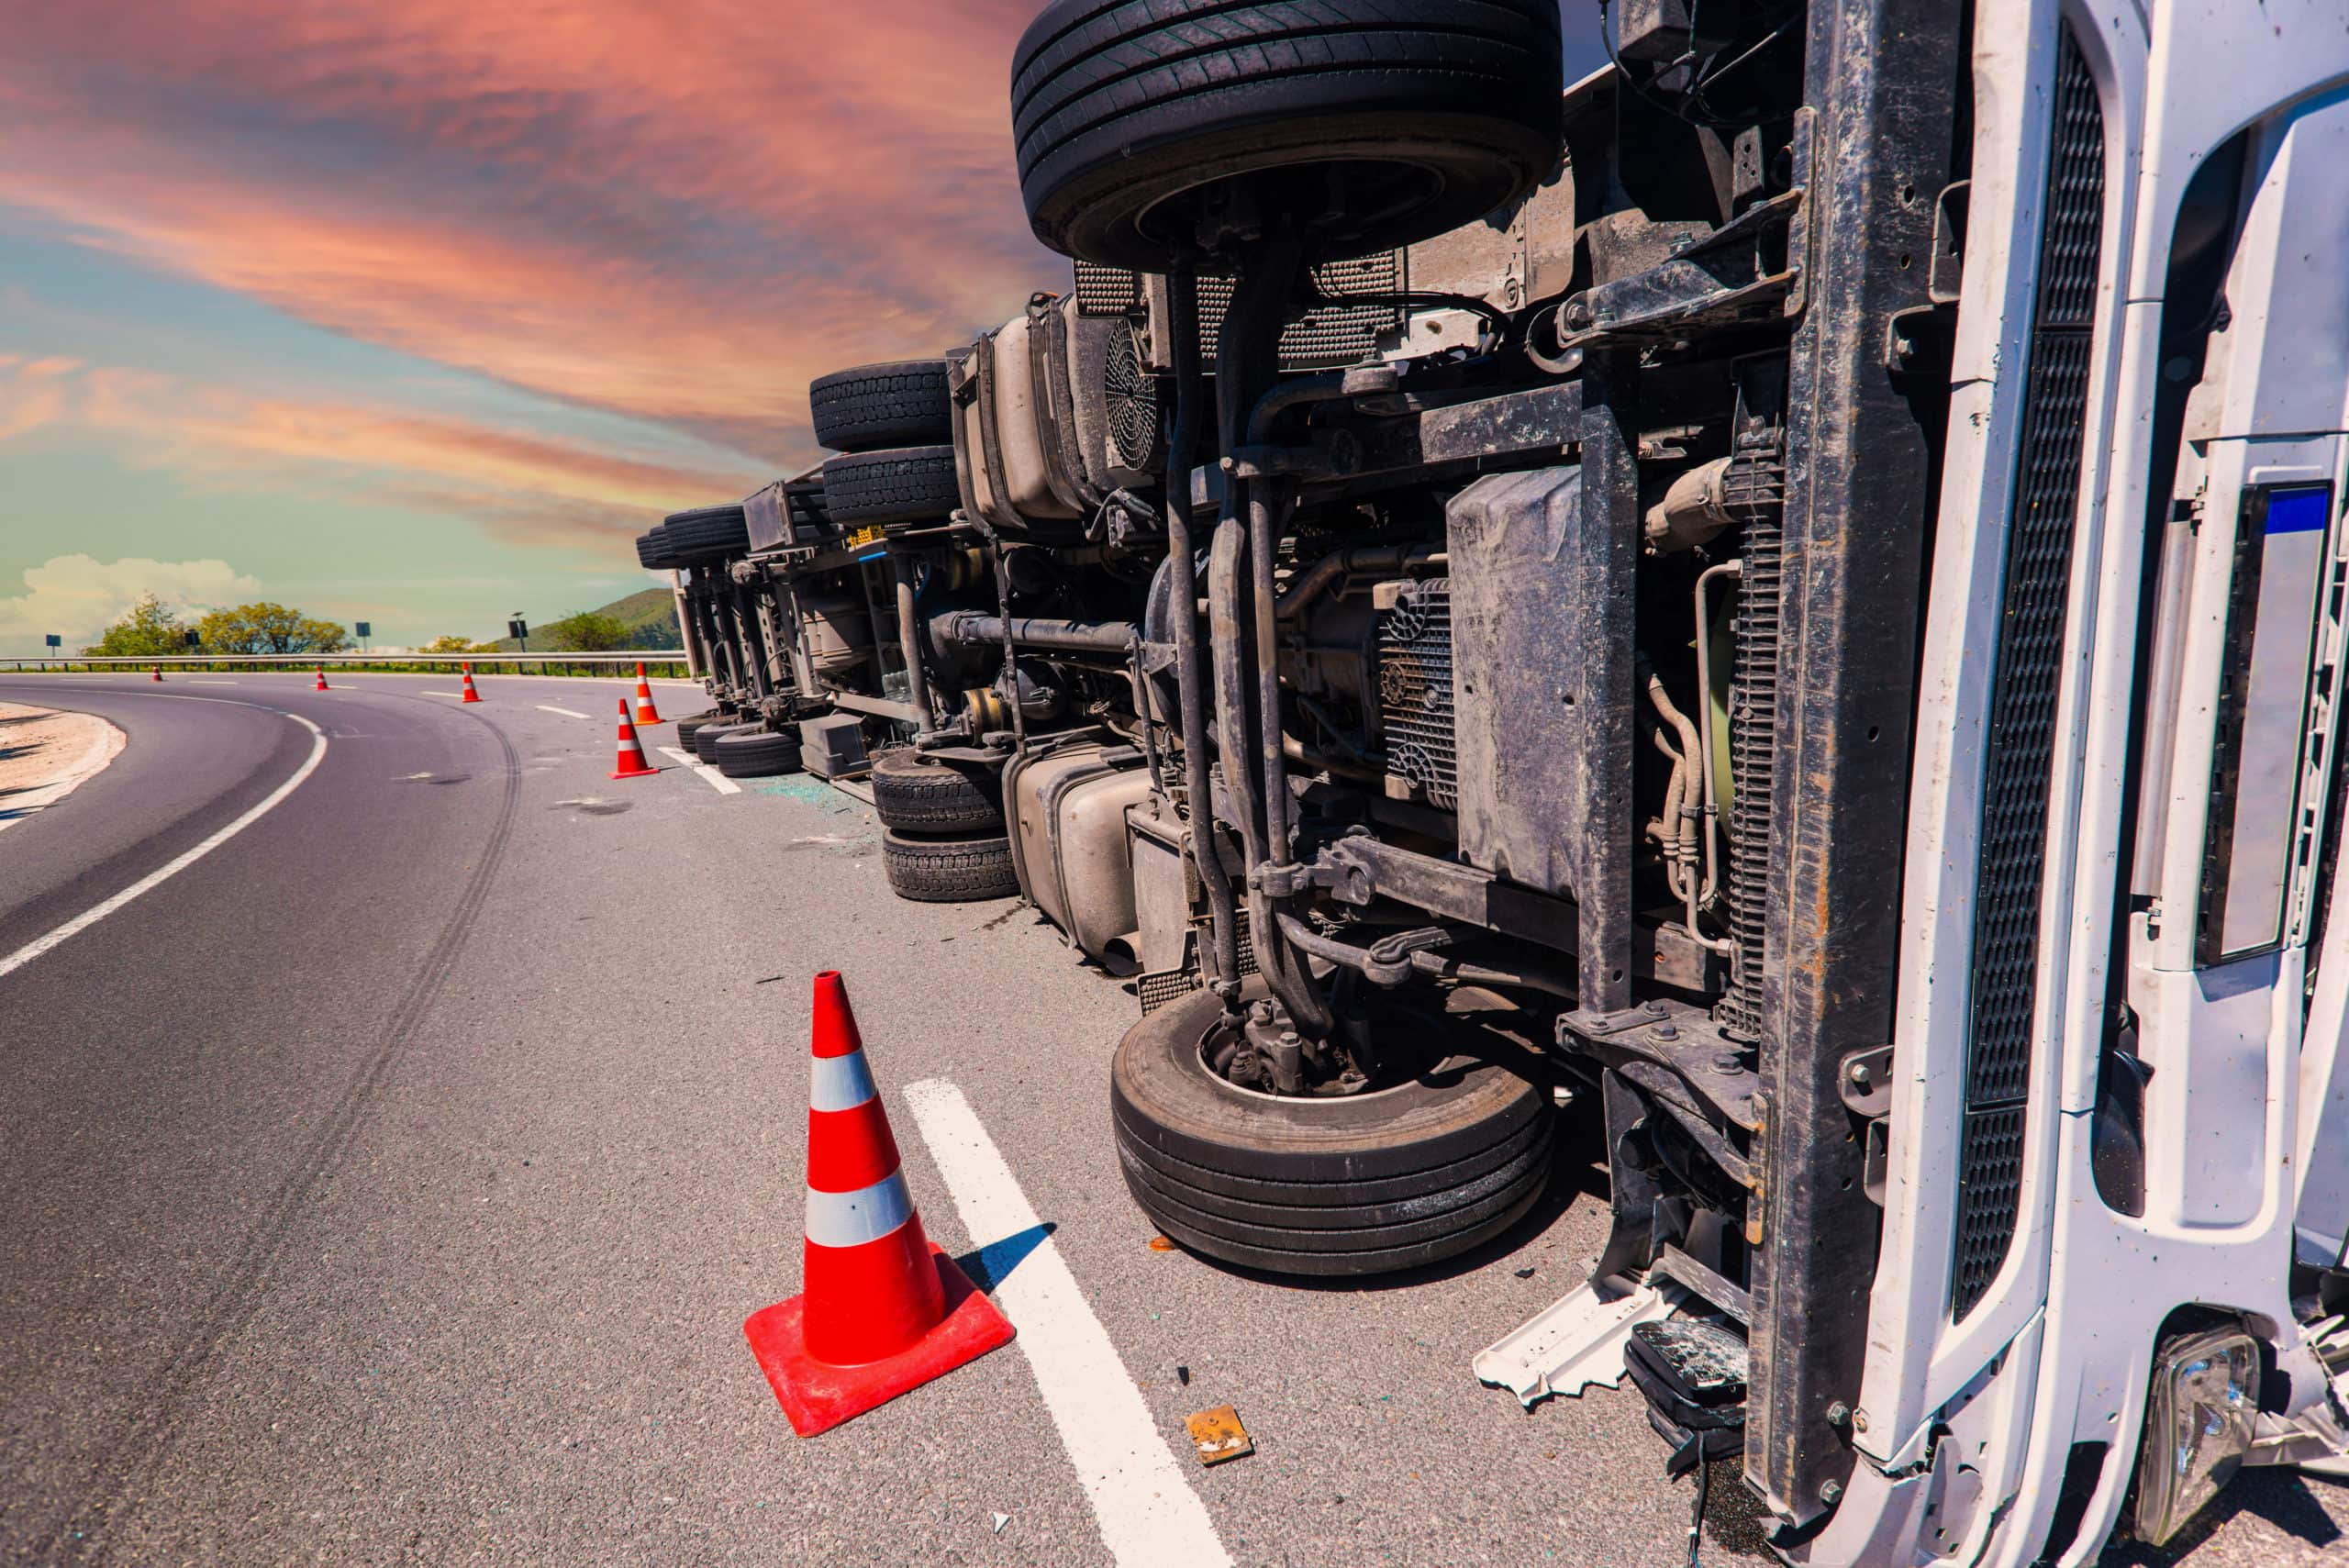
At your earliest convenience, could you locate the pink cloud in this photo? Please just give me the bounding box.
[5,358,764,551]
[0,0,1057,462]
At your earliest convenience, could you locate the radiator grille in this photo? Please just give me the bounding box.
[1137,914,1257,1015]
[1953,25,2105,1322]
[1377,578,1459,810]
[1720,435,1787,1041]
[1073,256,1406,370]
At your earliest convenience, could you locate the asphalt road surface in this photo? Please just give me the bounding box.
[1,673,2343,1567]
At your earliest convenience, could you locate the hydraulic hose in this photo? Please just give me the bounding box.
[1161,272,1241,997]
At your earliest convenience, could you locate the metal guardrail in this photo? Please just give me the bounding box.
[6,654,696,678]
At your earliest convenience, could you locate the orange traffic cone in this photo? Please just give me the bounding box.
[460,665,483,704]
[743,972,1014,1436]
[150,666,163,682]
[610,698,659,779]
[315,668,329,691]
[633,662,663,726]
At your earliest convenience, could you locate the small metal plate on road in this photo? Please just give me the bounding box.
[1185,1406,1252,1465]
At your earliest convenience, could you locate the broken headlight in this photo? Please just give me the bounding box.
[2134,1326,2260,1547]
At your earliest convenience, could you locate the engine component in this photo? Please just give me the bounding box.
[1374,578,1459,809]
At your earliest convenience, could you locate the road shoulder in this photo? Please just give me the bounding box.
[0,700,127,831]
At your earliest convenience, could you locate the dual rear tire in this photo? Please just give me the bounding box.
[872,750,1019,902]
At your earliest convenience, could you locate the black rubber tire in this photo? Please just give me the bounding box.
[820,447,963,528]
[1011,0,1565,271]
[636,529,681,570]
[662,504,751,563]
[871,750,1004,833]
[674,710,722,749]
[810,361,952,453]
[1109,979,1554,1275]
[694,719,762,765]
[882,829,1021,902]
[714,728,803,778]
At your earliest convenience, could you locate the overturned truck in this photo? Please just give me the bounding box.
[638,0,2349,1559]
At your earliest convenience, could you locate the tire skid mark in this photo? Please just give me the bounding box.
[32,713,522,1564]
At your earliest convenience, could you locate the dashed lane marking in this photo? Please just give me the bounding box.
[902,1079,1232,1568]
[656,747,740,794]
[420,691,462,698]
[535,705,590,718]
[0,711,328,981]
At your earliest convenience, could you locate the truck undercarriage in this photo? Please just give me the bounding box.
[635,1,2349,1559]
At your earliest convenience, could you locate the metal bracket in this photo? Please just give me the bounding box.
[1561,1001,1669,1041]
[1838,1044,1895,1118]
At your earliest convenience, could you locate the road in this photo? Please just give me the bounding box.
[0,673,2339,1568]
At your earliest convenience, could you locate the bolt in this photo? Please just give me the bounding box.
[1826,1402,1851,1429]
[1853,1408,1870,1434]
[1819,1479,1843,1507]
[1653,1022,1677,1040]
[1848,1061,1872,1085]
[1713,1052,1742,1073]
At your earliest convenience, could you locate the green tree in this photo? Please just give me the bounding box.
[419,634,477,654]
[84,593,191,657]
[197,602,352,655]
[542,610,630,651]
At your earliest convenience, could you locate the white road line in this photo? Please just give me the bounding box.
[0,712,328,981]
[536,704,589,718]
[189,679,239,684]
[420,691,462,698]
[657,746,740,794]
[902,1079,1231,1568]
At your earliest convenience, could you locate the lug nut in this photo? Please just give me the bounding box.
[1826,1402,1851,1429]
[1818,1479,1843,1507]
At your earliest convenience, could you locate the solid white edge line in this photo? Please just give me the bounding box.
[656,746,740,794]
[420,691,462,697]
[901,1079,1232,1568]
[535,704,590,718]
[0,712,329,981]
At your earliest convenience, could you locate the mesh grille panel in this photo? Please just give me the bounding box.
[1136,914,1257,1015]
[1720,440,1787,1040]
[1954,25,2105,1321]
[1377,578,1459,810]
[1072,256,1405,370]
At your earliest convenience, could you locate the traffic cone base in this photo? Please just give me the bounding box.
[743,1242,1012,1438]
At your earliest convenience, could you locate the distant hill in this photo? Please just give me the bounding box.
[488,587,681,651]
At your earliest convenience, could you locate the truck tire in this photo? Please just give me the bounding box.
[1110,980,1554,1275]
[637,529,681,570]
[872,750,1004,833]
[694,720,761,765]
[674,711,722,749]
[820,447,962,528]
[882,829,1021,902]
[662,505,751,564]
[810,361,952,453]
[714,728,803,778]
[1011,0,1564,271]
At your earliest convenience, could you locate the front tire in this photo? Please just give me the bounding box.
[1110,981,1554,1275]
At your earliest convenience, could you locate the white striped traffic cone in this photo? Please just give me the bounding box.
[742,970,1014,1436]
[610,699,658,780]
[632,662,663,726]
[461,664,482,703]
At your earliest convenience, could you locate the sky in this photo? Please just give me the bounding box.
[0,2,1607,652]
